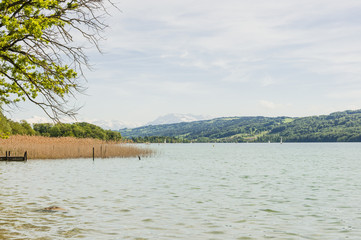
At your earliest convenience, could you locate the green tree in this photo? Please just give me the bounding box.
[0,0,113,121]
[20,120,36,135]
[49,124,61,137]
[33,122,52,136]
[0,111,11,137]
[9,119,35,135]
[33,121,122,141]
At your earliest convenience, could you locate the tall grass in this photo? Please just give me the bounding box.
[0,135,153,160]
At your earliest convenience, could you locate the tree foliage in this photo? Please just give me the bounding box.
[0,110,11,138]
[0,0,112,120]
[33,122,122,141]
[0,110,36,137]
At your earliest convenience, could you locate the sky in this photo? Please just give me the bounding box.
[7,0,361,127]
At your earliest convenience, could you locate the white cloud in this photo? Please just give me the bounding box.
[106,0,361,81]
[16,115,50,124]
[221,69,250,83]
[92,0,361,121]
[259,100,277,110]
[259,100,292,110]
[261,76,277,87]
[327,89,361,99]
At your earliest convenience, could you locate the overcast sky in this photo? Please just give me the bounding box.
[8,0,361,126]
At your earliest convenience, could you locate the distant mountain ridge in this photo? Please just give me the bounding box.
[120,109,361,142]
[146,113,212,126]
[90,119,142,130]
[21,116,143,130]
[21,113,210,130]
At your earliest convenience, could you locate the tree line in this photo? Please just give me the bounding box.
[0,112,121,141]
[131,136,190,143]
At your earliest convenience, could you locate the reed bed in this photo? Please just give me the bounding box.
[0,135,154,160]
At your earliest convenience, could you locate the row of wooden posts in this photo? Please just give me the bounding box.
[0,147,118,162]
[0,148,95,161]
[0,151,27,162]
[0,148,96,161]
[91,146,116,160]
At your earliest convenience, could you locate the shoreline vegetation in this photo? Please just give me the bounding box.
[0,112,154,159]
[0,136,154,160]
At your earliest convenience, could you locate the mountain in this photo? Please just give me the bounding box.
[89,119,142,130]
[146,113,212,126]
[20,116,142,130]
[120,109,361,142]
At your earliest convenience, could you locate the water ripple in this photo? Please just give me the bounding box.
[1,143,361,239]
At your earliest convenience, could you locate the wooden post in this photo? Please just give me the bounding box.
[92,147,94,161]
[6,151,8,161]
[24,151,27,161]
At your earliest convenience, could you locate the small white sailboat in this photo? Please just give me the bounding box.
[280,137,283,144]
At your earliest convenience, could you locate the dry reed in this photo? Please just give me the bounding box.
[0,135,153,160]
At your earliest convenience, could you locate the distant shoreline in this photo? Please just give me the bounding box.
[122,109,361,143]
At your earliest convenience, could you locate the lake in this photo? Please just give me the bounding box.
[1,143,361,239]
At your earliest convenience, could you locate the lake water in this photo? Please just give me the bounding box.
[1,143,361,239]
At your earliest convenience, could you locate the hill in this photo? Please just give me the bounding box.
[120,110,361,142]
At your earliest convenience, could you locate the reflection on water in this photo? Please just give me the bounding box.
[1,143,361,239]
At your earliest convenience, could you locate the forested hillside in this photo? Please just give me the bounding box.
[120,110,361,142]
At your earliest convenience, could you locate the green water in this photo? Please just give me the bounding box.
[1,143,361,239]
